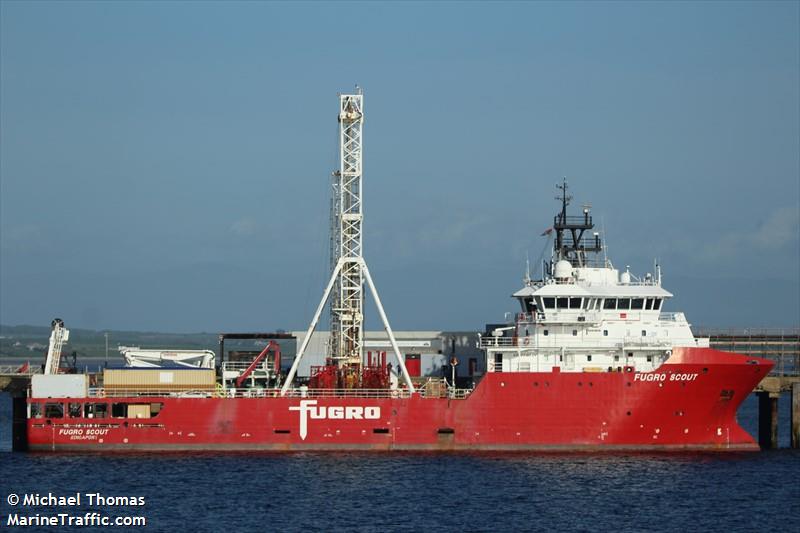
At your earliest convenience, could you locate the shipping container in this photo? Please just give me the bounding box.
[103,369,216,391]
[31,375,89,398]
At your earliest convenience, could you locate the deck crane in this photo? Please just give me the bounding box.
[43,318,70,375]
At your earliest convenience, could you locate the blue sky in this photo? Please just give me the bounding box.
[1,1,798,332]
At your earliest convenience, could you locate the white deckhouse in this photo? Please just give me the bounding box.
[482,181,707,374]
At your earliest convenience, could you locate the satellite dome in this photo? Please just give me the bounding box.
[554,260,573,279]
[620,270,631,285]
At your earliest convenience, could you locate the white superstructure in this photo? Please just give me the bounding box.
[482,180,707,374]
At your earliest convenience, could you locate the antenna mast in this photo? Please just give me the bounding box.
[551,178,602,270]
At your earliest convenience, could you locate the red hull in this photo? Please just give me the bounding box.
[27,348,772,452]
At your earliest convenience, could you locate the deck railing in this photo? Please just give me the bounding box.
[0,365,41,376]
[695,328,800,378]
[86,386,473,400]
[479,337,674,351]
[222,361,275,372]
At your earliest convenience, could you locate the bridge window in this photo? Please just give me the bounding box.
[44,403,63,419]
[631,298,644,310]
[543,297,555,309]
[557,297,568,309]
[603,299,617,310]
[618,298,631,310]
[653,299,663,310]
[30,403,43,419]
[569,297,582,309]
[646,298,654,310]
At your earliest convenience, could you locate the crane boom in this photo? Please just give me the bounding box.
[43,318,70,375]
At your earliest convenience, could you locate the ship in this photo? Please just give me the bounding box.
[25,91,772,452]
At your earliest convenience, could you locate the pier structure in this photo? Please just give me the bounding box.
[0,366,38,451]
[698,328,800,449]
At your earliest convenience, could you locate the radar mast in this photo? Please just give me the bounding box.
[550,179,603,274]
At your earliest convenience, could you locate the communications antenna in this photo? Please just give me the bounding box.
[282,89,415,395]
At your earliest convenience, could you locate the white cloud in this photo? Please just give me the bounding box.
[748,206,800,250]
[229,217,259,236]
[0,224,45,252]
[681,205,800,268]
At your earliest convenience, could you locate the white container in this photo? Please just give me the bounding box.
[31,374,89,398]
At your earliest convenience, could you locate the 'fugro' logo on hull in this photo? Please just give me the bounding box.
[289,400,381,440]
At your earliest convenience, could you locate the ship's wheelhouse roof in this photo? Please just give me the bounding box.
[513,284,672,298]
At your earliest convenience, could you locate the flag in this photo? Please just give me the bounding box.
[540,227,553,236]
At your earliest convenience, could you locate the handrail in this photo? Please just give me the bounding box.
[479,337,674,350]
[89,388,214,398]
[696,327,800,337]
[83,386,475,400]
[222,361,274,370]
[0,364,41,375]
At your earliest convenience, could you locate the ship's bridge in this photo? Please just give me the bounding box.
[514,281,673,323]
